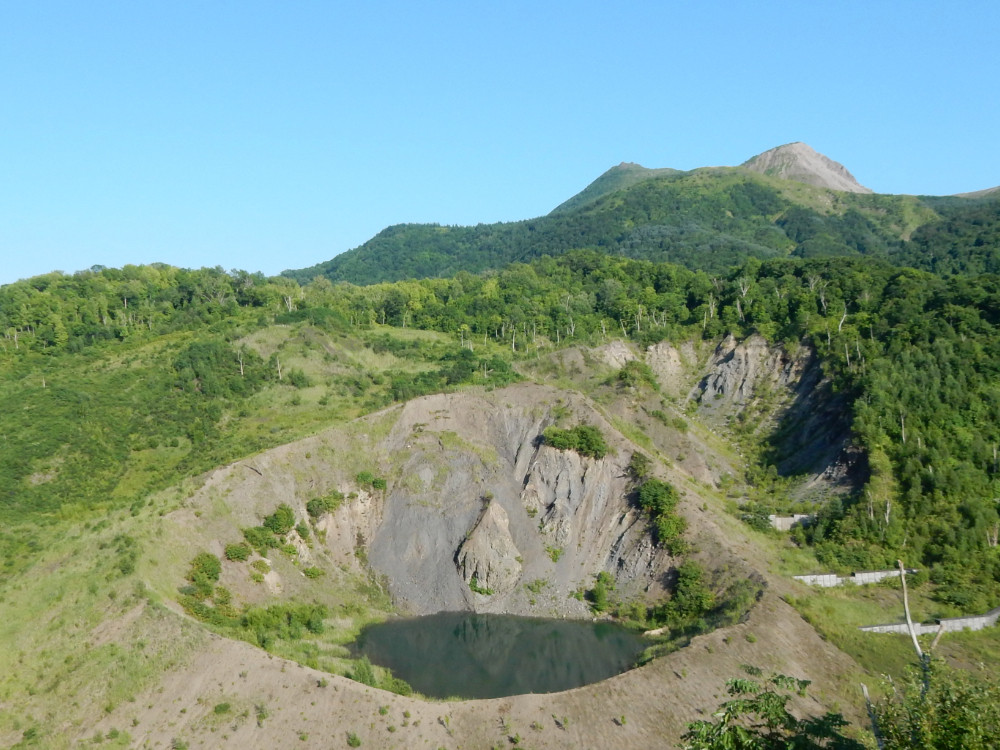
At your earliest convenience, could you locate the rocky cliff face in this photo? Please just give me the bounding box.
[688,334,860,493]
[456,500,522,595]
[742,142,872,194]
[364,385,674,616]
[694,334,810,420]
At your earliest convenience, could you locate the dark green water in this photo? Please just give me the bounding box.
[350,612,647,699]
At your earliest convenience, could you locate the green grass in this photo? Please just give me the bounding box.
[784,579,1000,686]
[0,510,208,748]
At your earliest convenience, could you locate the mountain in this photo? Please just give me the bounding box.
[741,141,872,193]
[548,162,680,214]
[284,143,999,286]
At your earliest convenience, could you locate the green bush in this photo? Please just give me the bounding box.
[307,490,343,520]
[542,424,610,459]
[617,360,657,389]
[187,552,221,598]
[225,542,252,562]
[263,503,296,535]
[242,526,279,554]
[637,478,687,552]
[350,656,377,687]
[589,571,615,613]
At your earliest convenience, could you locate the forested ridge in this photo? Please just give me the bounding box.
[4,248,1000,609]
[282,167,1000,286]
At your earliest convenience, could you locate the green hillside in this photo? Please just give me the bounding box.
[282,165,963,285]
[5,252,1000,609]
[548,161,680,214]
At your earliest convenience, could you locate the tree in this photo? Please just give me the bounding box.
[680,665,863,749]
[871,661,1000,750]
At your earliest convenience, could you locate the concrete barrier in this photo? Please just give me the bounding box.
[860,605,1000,635]
[768,514,812,531]
[793,568,917,588]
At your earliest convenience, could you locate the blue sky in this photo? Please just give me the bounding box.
[2,1,998,285]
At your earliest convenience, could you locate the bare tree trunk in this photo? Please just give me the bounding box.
[898,559,922,659]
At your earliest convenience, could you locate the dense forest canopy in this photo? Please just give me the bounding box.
[4,246,1000,608]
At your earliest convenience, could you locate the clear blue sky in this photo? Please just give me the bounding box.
[2,1,998,285]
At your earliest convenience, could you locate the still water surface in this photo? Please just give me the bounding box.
[351,612,646,699]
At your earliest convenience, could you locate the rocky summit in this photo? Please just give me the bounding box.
[741,141,872,193]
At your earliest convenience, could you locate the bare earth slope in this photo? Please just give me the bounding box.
[84,348,866,749]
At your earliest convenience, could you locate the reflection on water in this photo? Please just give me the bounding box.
[351,612,646,699]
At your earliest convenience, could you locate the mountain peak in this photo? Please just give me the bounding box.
[741,142,872,194]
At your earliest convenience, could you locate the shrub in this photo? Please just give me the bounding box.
[638,478,688,552]
[287,368,311,388]
[307,491,343,520]
[242,526,279,554]
[617,360,657,389]
[350,656,377,687]
[469,576,494,595]
[356,472,386,490]
[590,571,615,613]
[187,552,221,598]
[627,451,651,480]
[542,424,610,459]
[263,503,296,535]
[225,542,252,562]
[346,731,361,747]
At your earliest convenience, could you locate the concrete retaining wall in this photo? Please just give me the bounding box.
[794,569,917,588]
[860,606,1000,635]
[769,514,812,531]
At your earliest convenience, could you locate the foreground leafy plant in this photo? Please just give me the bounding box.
[871,660,1000,749]
[680,665,863,749]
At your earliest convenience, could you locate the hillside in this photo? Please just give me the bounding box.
[548,162,681,214]
[4,252,1000,747]
[282,143,1000,286]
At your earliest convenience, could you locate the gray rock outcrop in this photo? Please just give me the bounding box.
[456,500,522,595]
[742,142,872,193]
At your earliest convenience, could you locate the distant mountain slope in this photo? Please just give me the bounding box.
[741,142,872,194]
[890,190,1000,274]
[549,162,680,215]
[283,144,995,286]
